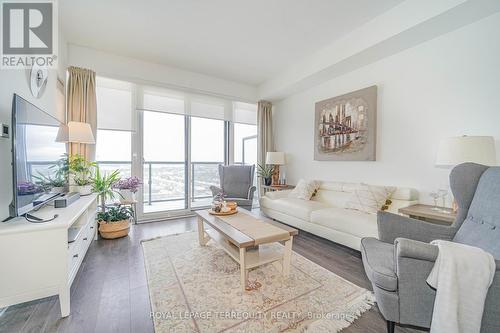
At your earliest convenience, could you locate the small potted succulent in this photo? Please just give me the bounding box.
[114,176,141,203]
[97,205,132,239]
[32,173,67,193]
[257,163,274,186]
[69,154,96,195]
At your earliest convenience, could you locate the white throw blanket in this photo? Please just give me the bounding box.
[427,240,496,333]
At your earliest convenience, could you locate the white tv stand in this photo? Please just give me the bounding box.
[0,194,98,317]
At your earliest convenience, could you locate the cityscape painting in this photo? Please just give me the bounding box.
[314,86,377,161]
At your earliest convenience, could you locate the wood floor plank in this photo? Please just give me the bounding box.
[0,215,425,333]
[130,285,154,333]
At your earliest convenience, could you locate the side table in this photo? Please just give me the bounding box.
[398,204,456,225]
[262,184,295,194]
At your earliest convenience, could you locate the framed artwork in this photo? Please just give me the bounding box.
[314,85,377,161]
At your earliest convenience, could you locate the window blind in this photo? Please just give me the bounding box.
[141,86,185,115]
[98,77,257,124]
[233,102,257,125]
[96,77,133,131]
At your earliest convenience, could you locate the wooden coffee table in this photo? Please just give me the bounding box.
[196,209,298,291]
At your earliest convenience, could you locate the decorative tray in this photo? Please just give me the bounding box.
[208,209,238,216]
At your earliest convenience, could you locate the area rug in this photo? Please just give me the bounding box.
[141,232,374,332]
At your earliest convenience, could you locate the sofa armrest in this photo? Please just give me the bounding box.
[378,211,456,244]
[265,189,292,200]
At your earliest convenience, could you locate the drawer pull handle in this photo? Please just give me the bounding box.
[73,254,79,258]
[83,237,88,241]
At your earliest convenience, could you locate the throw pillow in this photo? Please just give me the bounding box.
[345,184,396,214]
[288,179,320,200]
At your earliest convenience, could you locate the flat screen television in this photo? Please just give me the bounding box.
[9,94,67,218]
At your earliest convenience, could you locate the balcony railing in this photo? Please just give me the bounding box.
[96,161,222,208]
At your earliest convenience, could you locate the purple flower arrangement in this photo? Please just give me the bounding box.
[113,176,142,193]
[17,181,43,195]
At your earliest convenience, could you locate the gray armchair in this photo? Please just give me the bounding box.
[361,163,500,333]
[209,164,256,210]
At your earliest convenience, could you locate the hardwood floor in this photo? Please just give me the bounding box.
[0,215,425,333]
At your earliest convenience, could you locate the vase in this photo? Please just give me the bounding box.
[70,184,92,196]
[51,186,67,194]
[264,178,272,186]
[119,189,136,203]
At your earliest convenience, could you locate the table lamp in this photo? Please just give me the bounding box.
[266,152,286,185]
[57,121,95,156]
[436,135,496,211]
[436,135,496,167]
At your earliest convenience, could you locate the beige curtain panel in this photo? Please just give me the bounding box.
[257,100,274,193]
[67,66,97,160]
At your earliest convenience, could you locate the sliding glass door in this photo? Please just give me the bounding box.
[139,112,227,217]
[142,111,187,214]
[190,117,226,208]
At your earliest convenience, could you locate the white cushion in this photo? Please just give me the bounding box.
[310,207,378,239]
[264,189,293,200]
[288,179,320,200]
[262,197,328,221]
[312,190,352,208]
[318,181,358,192]
[344,184,396,214]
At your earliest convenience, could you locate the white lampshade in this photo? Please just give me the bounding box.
[55,124,69,142]
[67,121,95,144]
[266,152,286,165]
[436,136,496,167]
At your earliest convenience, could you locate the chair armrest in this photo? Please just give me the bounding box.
[395,238,439,262]
[265,189,292,200]
[396,238,500,269]
[247,186,256,201]
[209,185,222,197]
[378,211,456,244]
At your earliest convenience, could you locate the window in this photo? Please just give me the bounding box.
[234,123,257,165]
[233,101,258,165]
[95,129,132,177]
[94,76,258,217]
[95,77,133,178]
[191,116,225,208]
[143,111,186,212]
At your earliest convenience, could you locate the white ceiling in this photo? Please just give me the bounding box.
[60,0,403,85]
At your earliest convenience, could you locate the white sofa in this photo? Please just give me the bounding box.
[259,181,418,250]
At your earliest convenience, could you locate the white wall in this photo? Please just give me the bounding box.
[67,44,258,102]
[274,14,500,205]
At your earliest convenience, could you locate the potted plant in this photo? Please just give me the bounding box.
[32,173,67,193]
[51,154,69,190]
[32,154,69,193]
[97,205,132,239]
[257,163,274,186]
[69,154,96,195]
[92,167,121,212]
[113,176,141,203]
